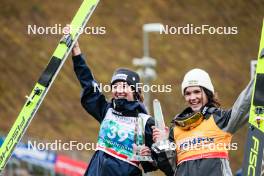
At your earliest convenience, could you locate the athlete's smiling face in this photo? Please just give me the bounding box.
[184,86,208,112]
[112,81,134,101]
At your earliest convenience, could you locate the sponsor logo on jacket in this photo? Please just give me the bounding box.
[178,137,214,150]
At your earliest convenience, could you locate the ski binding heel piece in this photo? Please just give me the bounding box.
[25,87,42,106]
[255,107,264,127]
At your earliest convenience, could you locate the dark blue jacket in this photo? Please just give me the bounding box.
[72,54,157,176]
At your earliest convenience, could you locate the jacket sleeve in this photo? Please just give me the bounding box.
[140,117,158,173]
[213,79,254,133]
[72,54,109,123]
[151,126,177,176]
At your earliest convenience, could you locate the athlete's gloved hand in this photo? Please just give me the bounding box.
[62,24,81,56]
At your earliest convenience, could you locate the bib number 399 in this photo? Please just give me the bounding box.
[107,126,128,142]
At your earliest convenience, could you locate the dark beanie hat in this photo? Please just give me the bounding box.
[111,68,140,90]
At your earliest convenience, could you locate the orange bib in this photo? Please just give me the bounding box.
[173,115,232,165]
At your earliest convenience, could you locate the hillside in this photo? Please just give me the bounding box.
[0,0,264,173]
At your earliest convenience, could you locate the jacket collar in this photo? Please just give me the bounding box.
[111,98,147,117]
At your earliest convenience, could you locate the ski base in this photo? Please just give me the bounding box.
[0,0,99,172]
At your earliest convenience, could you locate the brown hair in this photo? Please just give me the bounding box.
[134,88,144,102]
[202,87,221,107]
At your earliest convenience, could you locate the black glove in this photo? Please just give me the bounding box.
[151,142,177,176]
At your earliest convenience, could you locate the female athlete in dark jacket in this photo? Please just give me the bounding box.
[71,41,157,176]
